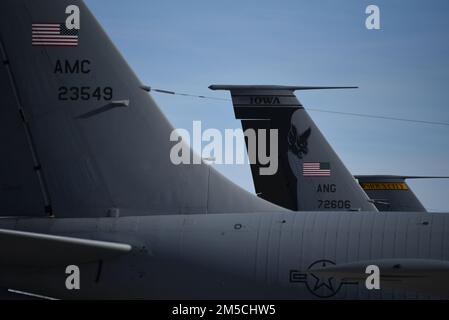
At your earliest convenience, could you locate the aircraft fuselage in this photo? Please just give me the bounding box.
[0,210,447,299]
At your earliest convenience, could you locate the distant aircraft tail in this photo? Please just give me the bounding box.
[210,85,377,211]
[356,175,449,212]
[0,0,280,218]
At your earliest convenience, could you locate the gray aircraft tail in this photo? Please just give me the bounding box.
[0,0,280,218]
[210,85,377,212]
[356,175,449,212]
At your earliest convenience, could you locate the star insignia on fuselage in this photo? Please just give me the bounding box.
[290,259,359,298]
[311,273,335,291]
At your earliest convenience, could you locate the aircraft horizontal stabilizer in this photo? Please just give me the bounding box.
[0,228,131,267]
[209,85,358,91]
[355,175,449,212]
[354,175,449,180]
[310,259,449,297]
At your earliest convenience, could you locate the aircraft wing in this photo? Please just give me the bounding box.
[0,228,131,267]
[310,258,449,297]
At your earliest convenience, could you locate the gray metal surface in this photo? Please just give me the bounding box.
[0,0,280,218]
[0,228,131,267]
[0,44,46,217]
[0,211,447,299]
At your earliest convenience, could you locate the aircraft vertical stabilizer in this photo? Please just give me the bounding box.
[0,0,281,218]
[356,175,449,212]
[210,85,377,212]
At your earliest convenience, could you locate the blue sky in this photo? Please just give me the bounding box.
[86,0,449,211]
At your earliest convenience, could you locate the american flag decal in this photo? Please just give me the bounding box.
[32,23,78,46]
[302,162,331,177]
